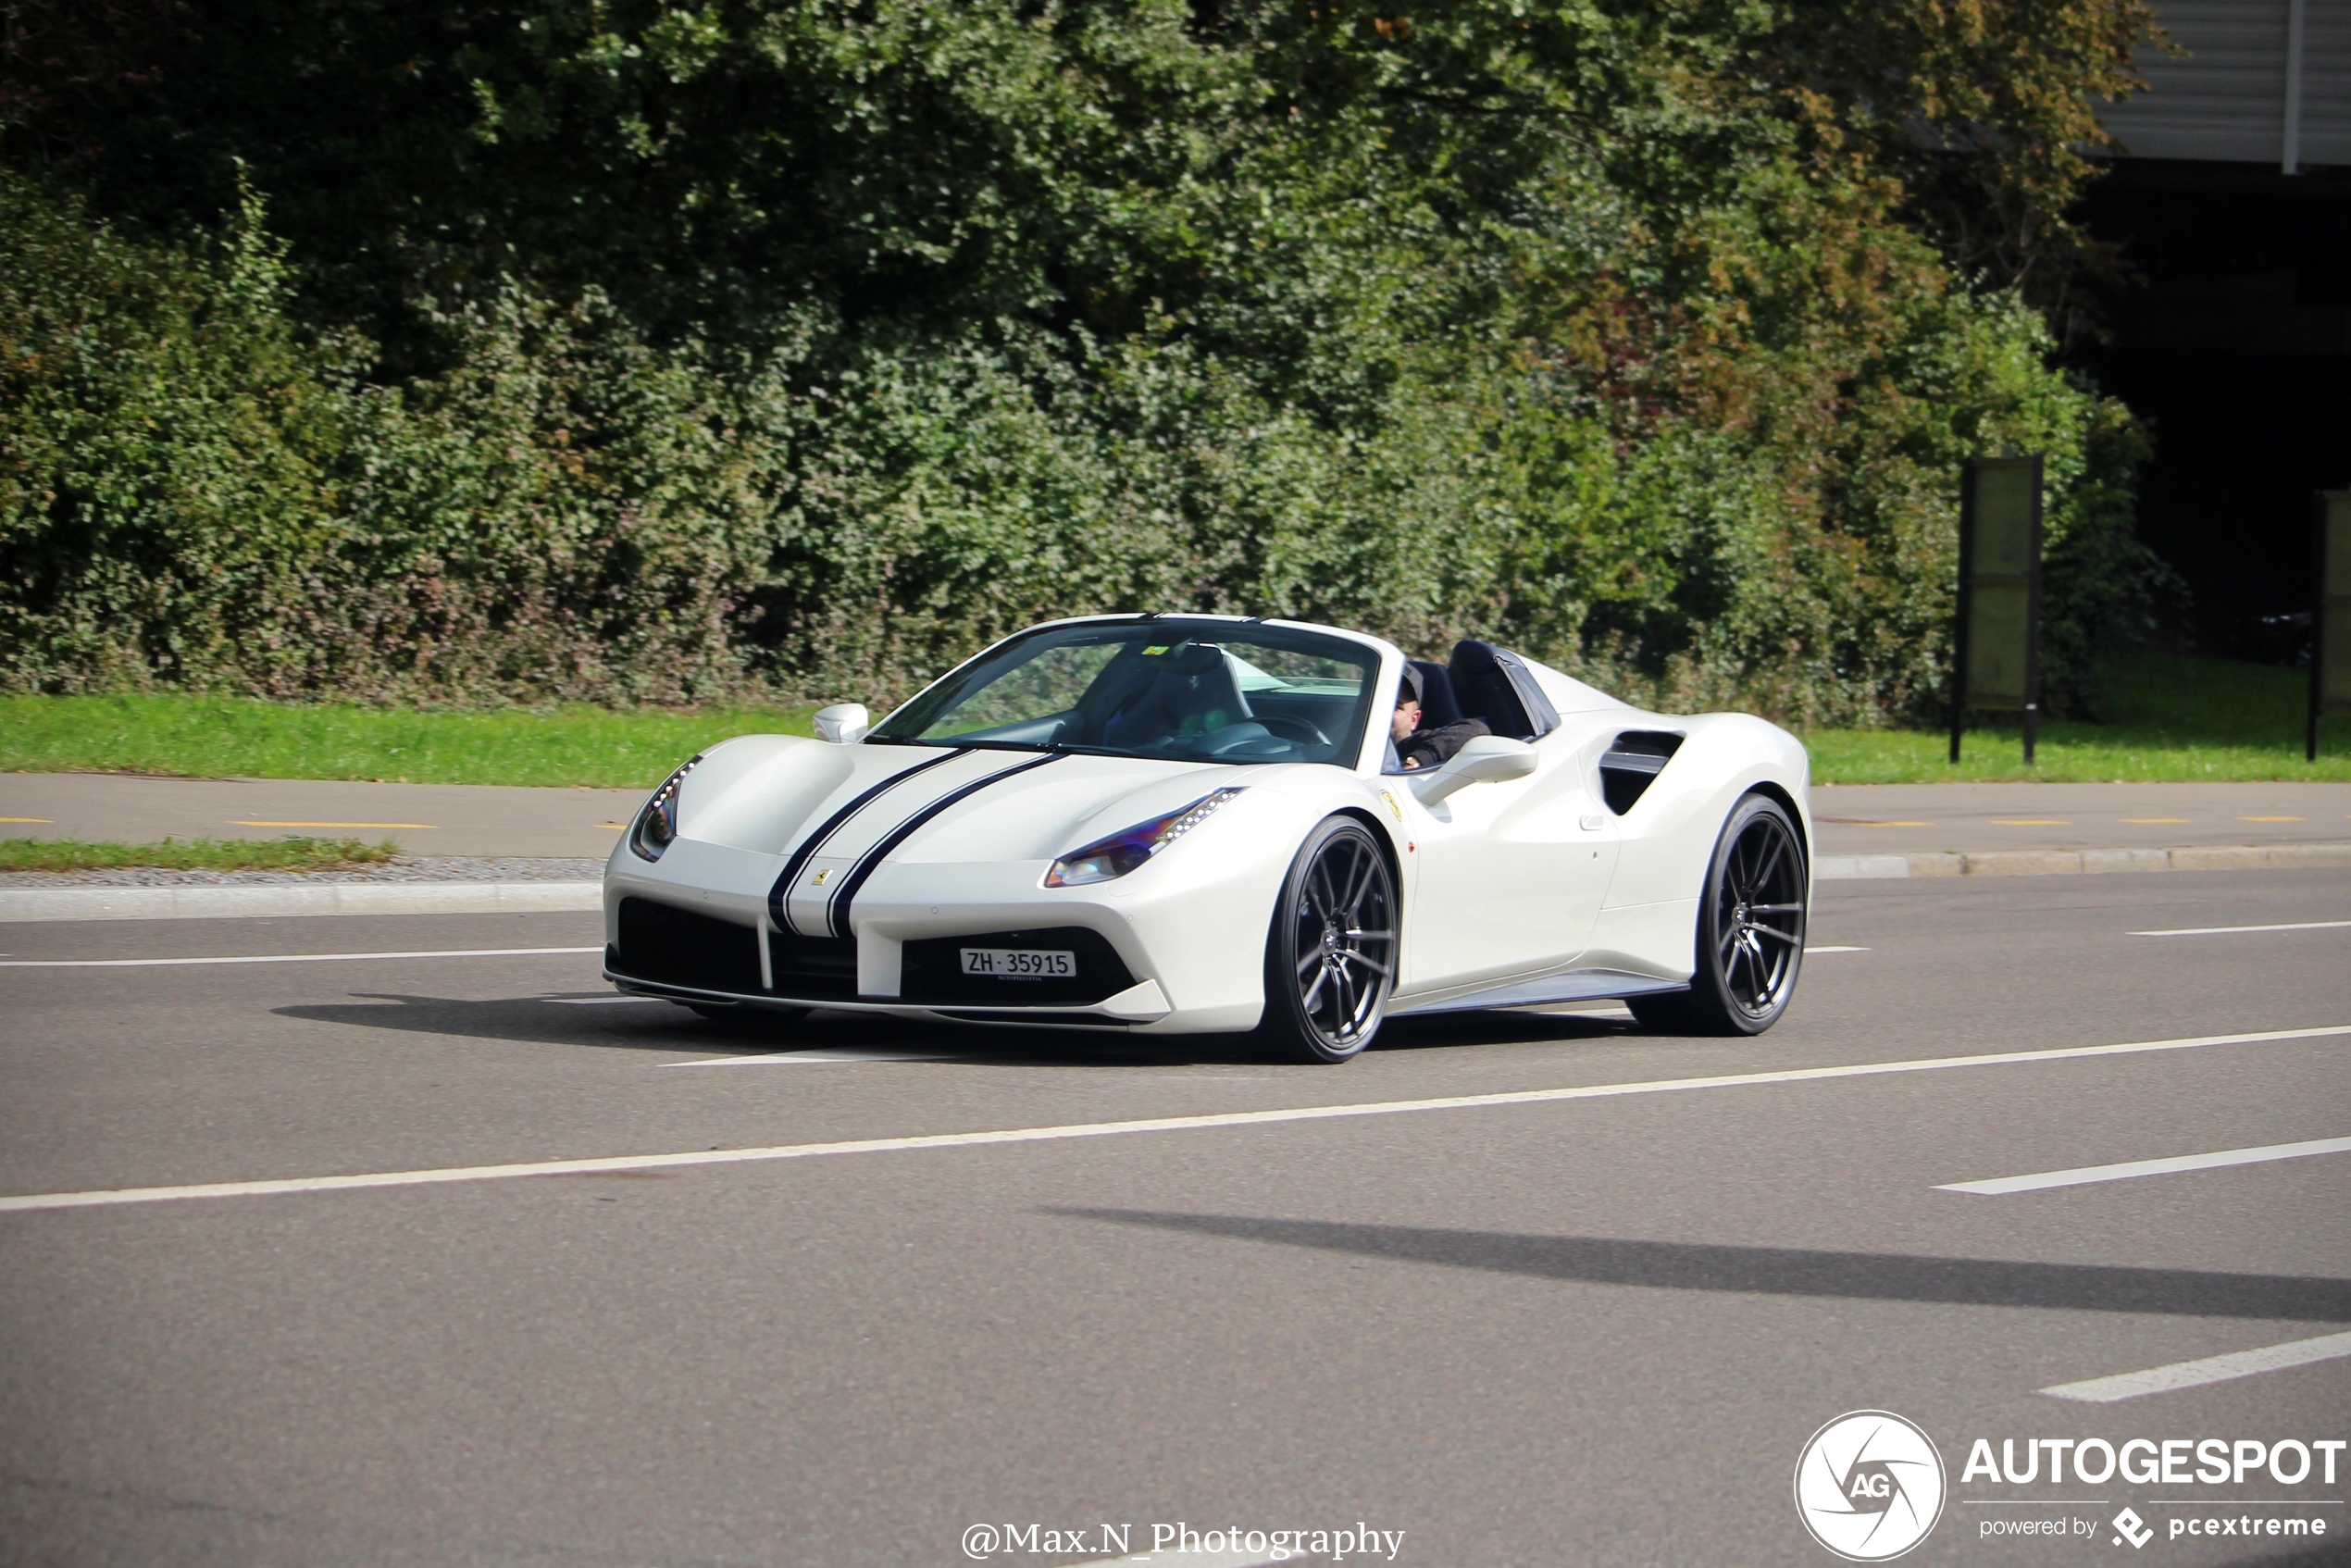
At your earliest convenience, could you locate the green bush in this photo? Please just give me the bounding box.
[1,1,2170,725]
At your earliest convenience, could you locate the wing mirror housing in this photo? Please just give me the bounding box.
[813,703,871,744]
[1408,735,1538,805]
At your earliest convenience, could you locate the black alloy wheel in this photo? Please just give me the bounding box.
[1630,793,1808,1036]
[1257,816,1399,1063]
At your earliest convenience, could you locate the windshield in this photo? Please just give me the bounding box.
[870,620,1379,765]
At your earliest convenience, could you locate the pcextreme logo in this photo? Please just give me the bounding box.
[1796,1411,1949,1562]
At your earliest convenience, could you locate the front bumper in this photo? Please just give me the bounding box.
[602,838,1284,1035]
[603,895,1176,1028]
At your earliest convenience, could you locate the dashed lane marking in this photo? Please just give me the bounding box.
[2,1024,2345,1214]
[2041,1331,2351,1403]
[1936,1135,2351,1195]
[1806,946,1870,953]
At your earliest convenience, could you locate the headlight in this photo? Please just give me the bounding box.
[629,754,703,863]
[1045,788,1245,887]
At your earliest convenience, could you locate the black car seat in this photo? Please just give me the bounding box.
[1407,659,1465,728]
[1448,640,1561,741]
[1100,642,1254,746]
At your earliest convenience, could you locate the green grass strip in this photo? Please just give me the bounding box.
[0,694,818,789]
[1,657,2343,788]
[0,836,401,873]
[1804,654,2351,783]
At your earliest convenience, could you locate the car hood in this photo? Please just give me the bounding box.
[670,737,1280,867]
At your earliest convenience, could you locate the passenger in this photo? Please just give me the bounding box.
[1391,665,1489,770]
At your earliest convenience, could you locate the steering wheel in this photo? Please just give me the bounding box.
[1257,715,1332,749]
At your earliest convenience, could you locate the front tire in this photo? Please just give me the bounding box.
[1255,816,1399,1064]
[1629,792,1807,1036]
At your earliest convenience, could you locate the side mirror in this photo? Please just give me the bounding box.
[1408,735,1538,805]
[813,703,870,744]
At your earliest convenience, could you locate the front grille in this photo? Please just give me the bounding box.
[768,930,859,1001]
[613,897,762,994]
[900,927,1137,1006]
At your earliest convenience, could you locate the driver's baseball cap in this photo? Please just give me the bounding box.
[1396,664,1424,706]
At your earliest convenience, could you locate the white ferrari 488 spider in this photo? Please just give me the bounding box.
[603,614,1812,1062]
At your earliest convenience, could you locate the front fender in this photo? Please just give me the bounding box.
[1601,712,1812,912]
[1124,769,1400,1028]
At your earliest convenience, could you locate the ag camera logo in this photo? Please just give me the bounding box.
[1795,1411,1947,1561]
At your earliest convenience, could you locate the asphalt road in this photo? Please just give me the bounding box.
[2,871,2347,1567]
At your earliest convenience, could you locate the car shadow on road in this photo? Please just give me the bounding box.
[273,992,1300,1068]
[1373,1010,1637,1052]
[1049,1210,2351,1323]
[270,990,1641,1066]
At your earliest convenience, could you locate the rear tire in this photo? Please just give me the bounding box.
[1253,816,1399,1064]
[1630,792,1807,1037]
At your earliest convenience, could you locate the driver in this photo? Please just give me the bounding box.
[1391,665,1488,770]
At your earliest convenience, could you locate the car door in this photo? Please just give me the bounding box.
[1396,739,1619,993]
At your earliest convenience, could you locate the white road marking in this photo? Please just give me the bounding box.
[665,1049,958,1067]
[545,994,667,1005]
[1806,946,1870,953]
[1,1024,2345,1214]
[1937,1135,2351,1195]
[2040,1331,2351,1403]
[2131,919,2351,937]
[0,946,602,968]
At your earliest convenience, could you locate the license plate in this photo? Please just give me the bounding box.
[960,947,1075,978]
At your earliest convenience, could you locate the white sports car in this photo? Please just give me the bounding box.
[603,614,1812,1062]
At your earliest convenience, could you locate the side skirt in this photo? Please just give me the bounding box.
[1388,968,1688,1016]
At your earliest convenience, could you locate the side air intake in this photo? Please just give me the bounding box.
[1598,730,1684,815]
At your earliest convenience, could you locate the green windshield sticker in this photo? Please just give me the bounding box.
[1140,645,1169,656]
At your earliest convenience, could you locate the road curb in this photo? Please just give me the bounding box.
[1816,843,2351,881]
[0,881,603,924]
